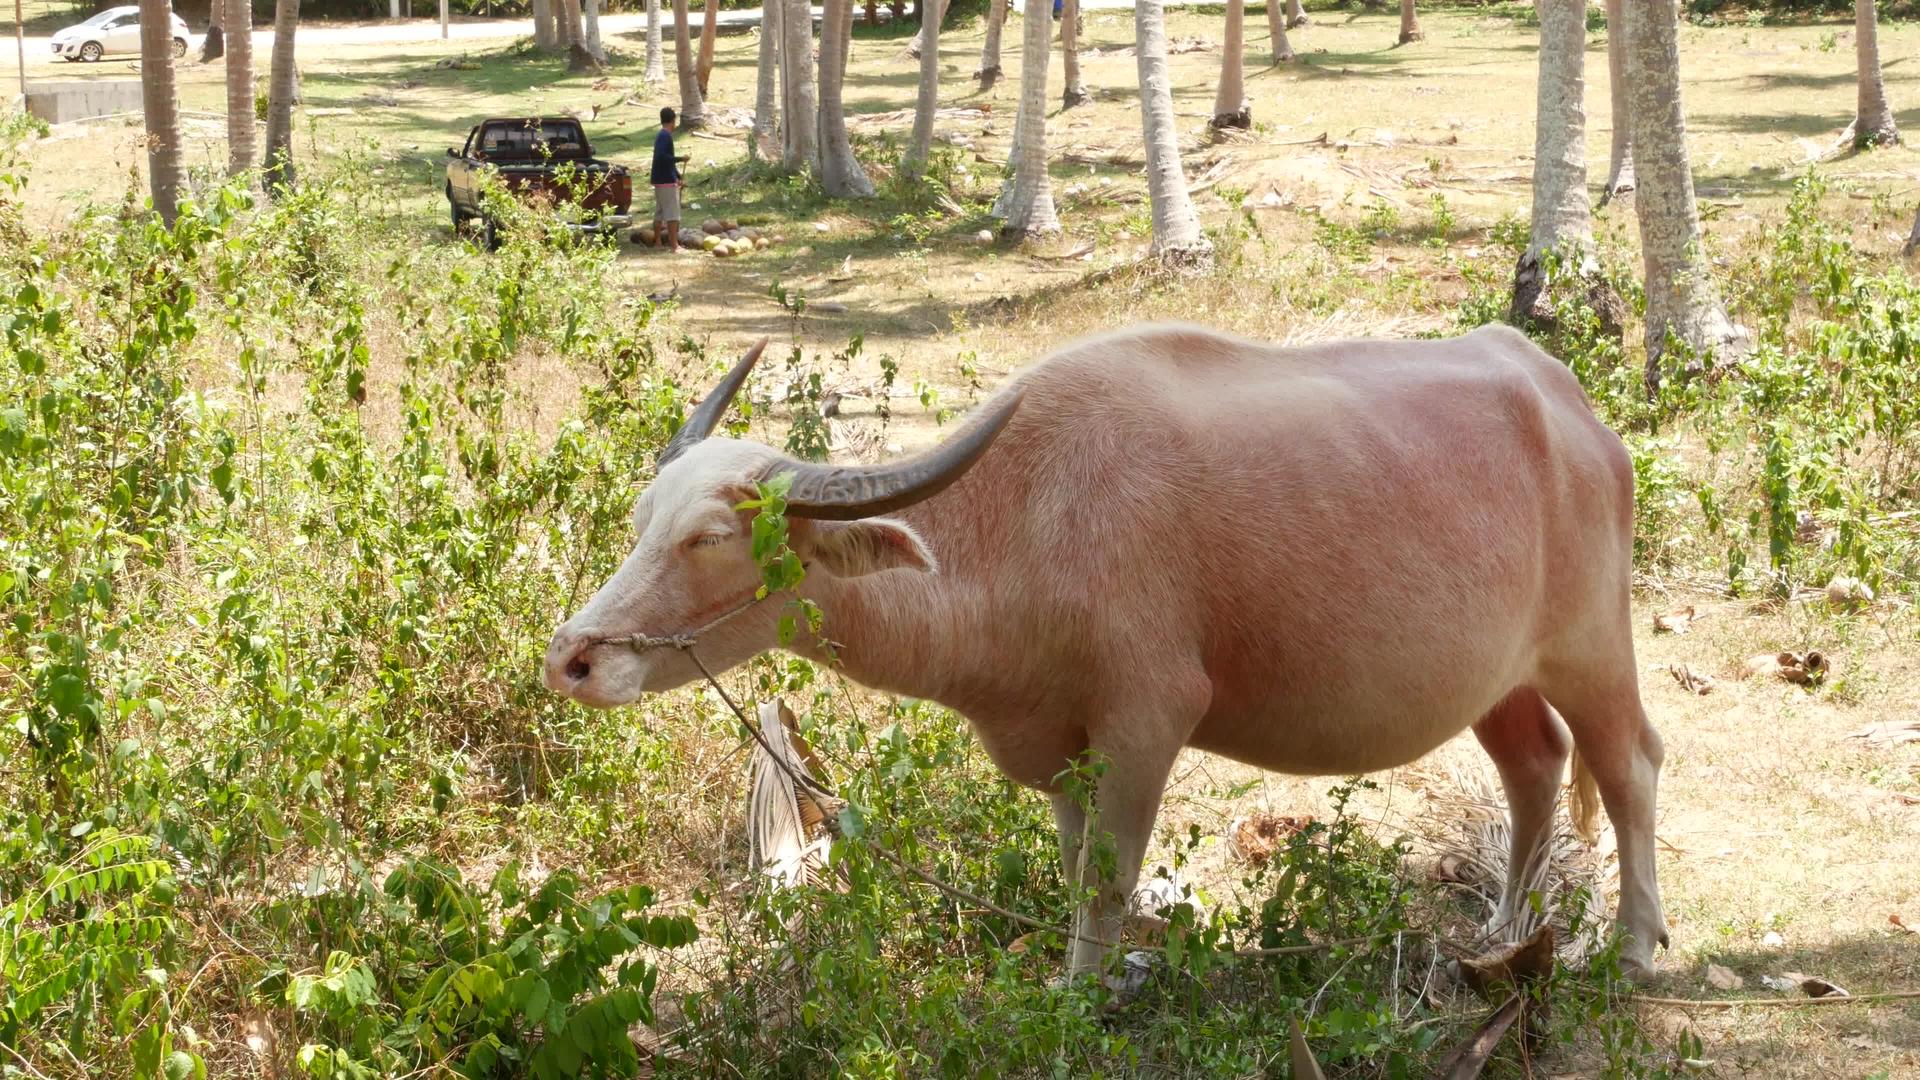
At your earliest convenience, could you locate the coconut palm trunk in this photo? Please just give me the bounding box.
[200,1,224,62]
[1136,0,1211,263]
[1624,0,1745,389]
[1600,0,1633,201]
[1511,0,1595,325]
[818,0,874,196]
[645,0,666,81]
[697,0,719,95]
[583,0,604,59]
[1397,0,1421,43]
[1211,0,1249,127]
[906,0,935,57]
[1854,0,1899,147]
[752,0,783,160]
[139,0,183,223]
[533,0,556,49]
[263,0,300,192]
[557,0,581,49]
[224,0,255,178]
[903,0,943,177]
[1266,0,1294,62]
[780,0,818,171]
[673,0,708,128]
[1061,0,1088,107]
[1285,0,1306,28]
[977,0,1006,89]
[998,0,1059,236]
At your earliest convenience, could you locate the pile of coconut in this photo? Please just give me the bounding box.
[631,217,780,257]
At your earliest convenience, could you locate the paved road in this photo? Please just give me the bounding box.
[11,0,1155,66]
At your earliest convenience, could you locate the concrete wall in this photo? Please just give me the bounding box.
[24,80,143,125]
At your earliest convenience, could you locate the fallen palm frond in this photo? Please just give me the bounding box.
[1406,759,1616,961]
[747,699,833,890]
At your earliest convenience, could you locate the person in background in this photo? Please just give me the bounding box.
[651,107,691,252]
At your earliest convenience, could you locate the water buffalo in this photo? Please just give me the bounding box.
[544,323,1667,983]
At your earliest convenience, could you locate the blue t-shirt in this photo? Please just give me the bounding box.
[651,128,680,186]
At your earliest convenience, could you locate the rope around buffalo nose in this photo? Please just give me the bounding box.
[596,621,1920,1007]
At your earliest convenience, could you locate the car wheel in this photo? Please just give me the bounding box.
[79,41,102,61]
[480,217,502,252]
[171,37,187,59]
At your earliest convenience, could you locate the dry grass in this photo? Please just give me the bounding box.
[12,5,1920,1072]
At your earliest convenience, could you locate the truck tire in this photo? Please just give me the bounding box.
[481,217,502,252]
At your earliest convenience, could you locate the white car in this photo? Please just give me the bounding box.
[50,6,191,63]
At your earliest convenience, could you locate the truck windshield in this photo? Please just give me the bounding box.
[478,121,588,158]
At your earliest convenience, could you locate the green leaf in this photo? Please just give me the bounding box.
[522,977,551,1023]
[163,1049,202,1080]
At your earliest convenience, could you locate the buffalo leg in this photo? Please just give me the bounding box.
[1548,685,1667,981]
[1470,688,1570,942]
[1048,790,1094,970]
[1060,745,1178,981]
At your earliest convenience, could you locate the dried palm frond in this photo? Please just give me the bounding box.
[747,699,832,891]
[1407,760,1617,962]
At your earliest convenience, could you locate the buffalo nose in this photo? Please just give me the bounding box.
[542,631,595,695]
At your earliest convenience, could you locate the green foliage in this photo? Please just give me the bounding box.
[0,157,702,1076]
[1461,174,1920,596]
[270,863,695,1078]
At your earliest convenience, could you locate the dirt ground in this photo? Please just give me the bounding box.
[13,6,1920,1073]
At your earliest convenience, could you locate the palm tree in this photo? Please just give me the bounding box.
[533,0,556,49]
[1266,0,1294,63]
[1211,0,1249,128]
[644,0,666,82]
[556,0,580,49]
[200,0,224,62]
[752,0,783,161]
[1624,0,1745,389]
[224,0,255,179]
[697,0,720,95]
[780,0,817,171]
[999,0,1059,236]
[903,0,943,178]
[1061,0,1087,107]
[1397,0,1420,44]
[1854,0,1899,147]
[263,0,301,192]
[583,0,604,60]
[977,0,1006,89]
[818,0,873,196]
[1511,0,1593,324]
[1285,0,1306,27]
[1136,0,1210,263]
[1600,0,1632,201]
[139,0,183,223]
[673,0,708,128]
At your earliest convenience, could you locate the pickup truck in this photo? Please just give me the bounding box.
[445,117,632,249]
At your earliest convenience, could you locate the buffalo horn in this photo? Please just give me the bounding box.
[773,391,1024,521]
[657,337,771,468]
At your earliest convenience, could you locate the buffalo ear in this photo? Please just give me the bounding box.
[798,518,937,578]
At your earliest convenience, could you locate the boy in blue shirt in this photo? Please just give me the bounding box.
[651,107,691,252]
